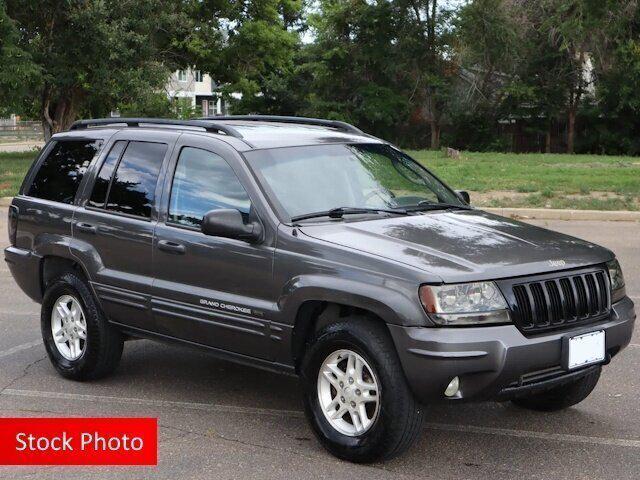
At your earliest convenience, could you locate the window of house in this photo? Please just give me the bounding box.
[88,141,167,218]
[177,70,187,82]
[168,147,250,228]
[28,140,103,204]
[194,70,203,82]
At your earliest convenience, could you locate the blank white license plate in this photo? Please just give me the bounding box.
[567,330,605,370]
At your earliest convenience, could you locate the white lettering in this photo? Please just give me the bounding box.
[200,299,251,315]
[80,432,144,451]
[15,432,74,451]
[15,432,27,451]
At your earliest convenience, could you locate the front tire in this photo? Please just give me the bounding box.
[300,317,424,463]
[41,272,124,381]
[511,367,601,412]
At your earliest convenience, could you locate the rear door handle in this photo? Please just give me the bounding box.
[157,240,186,254]
[76,222,97,234]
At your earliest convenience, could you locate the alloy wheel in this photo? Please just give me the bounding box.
[51,294,87,361]
[317,349,381,436]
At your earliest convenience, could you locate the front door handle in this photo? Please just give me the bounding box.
[157,240,186,254]
[76,222,97,234]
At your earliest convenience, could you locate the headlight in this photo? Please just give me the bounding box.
[607,259,626,303]
[419,282,511,326]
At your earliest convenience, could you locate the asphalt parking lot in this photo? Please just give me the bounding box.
[0,208,638,479]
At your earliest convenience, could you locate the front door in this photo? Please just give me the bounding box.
[152,136,274,359]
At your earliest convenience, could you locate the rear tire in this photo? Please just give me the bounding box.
[511,367,601,412]
[41,272,124,381]
[300,317,424,463]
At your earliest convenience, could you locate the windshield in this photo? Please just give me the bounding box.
[244,144,464,221]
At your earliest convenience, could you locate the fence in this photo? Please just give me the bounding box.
[0,118,44,143]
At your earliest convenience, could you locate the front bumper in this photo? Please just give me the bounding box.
[389,296,636,403]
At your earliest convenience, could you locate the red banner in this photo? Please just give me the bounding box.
[0,418,157,465]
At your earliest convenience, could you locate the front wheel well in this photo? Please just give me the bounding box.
[291,301,390,372]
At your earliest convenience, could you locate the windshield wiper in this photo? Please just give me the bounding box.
[291,206,409,223]
[405,201,473,212]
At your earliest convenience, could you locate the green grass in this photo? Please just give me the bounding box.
[0,151,37,197]
[1,149,639,210]
[408,150,640,195]
[408,150,640,211]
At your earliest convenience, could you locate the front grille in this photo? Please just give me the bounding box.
[511,270,610,333]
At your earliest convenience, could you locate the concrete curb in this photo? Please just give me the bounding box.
[485,207,640,222]
[0,196,638,221]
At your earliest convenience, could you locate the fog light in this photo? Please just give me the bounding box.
[444,376,460,397]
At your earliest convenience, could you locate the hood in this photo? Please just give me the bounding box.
[299,209,613,283]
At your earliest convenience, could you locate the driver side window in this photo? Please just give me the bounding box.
[168,147,251,228]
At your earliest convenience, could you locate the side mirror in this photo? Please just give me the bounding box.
[201,209,263,243]
[455,190,470,204]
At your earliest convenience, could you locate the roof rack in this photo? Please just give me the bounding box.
[199,115,363,134]
[69,118,244,139]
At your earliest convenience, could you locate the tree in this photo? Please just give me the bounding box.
[455,0,525,114]
[510,0,635,153]
[586,1,640,154]
[190,0,305,115]
[304,0,409,139]
[4,0,194,139]
[0,0,39,115]
[393,0,459,149]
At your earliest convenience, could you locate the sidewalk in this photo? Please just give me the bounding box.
[0,141,44,153]
[484,207,640,222]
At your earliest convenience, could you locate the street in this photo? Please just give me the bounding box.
[0,209,638,479]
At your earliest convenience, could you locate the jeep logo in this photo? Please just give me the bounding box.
[548,260,566,267]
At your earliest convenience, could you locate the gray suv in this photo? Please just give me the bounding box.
[4,116,636,462]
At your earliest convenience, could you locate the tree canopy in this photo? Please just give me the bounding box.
[1,0,639,153]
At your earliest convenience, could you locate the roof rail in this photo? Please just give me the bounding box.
[199,115,363,134]
[69,118,244,139]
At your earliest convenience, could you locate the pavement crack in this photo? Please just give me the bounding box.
[157,423,424,478]
[0,355,47,393]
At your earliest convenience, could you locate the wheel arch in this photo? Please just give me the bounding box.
[280,275,427,370]
[40,255,91,298]
[290,300,392,372]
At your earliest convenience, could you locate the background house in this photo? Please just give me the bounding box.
[166,68,231,117]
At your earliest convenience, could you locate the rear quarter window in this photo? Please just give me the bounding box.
[28,140,103,204]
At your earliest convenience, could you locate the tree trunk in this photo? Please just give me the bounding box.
[545,128,552,154]
[41,88,81,141]
[41,86,54,141]
[430,121,440,150]
[567,108,576,154]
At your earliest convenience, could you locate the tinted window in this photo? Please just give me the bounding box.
[169,147,250,228]
[105,141,167,218]
[88,141,126,208]
[29,140,102,204]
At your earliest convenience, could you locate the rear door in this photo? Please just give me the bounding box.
[72,130,177,330]
[11,136,105,299]
[151,134,276,359]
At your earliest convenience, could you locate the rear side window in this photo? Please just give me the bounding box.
[88,141,126,208]
[94,141,167,218]
[28,140,102,204]
[168,147,250,228]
